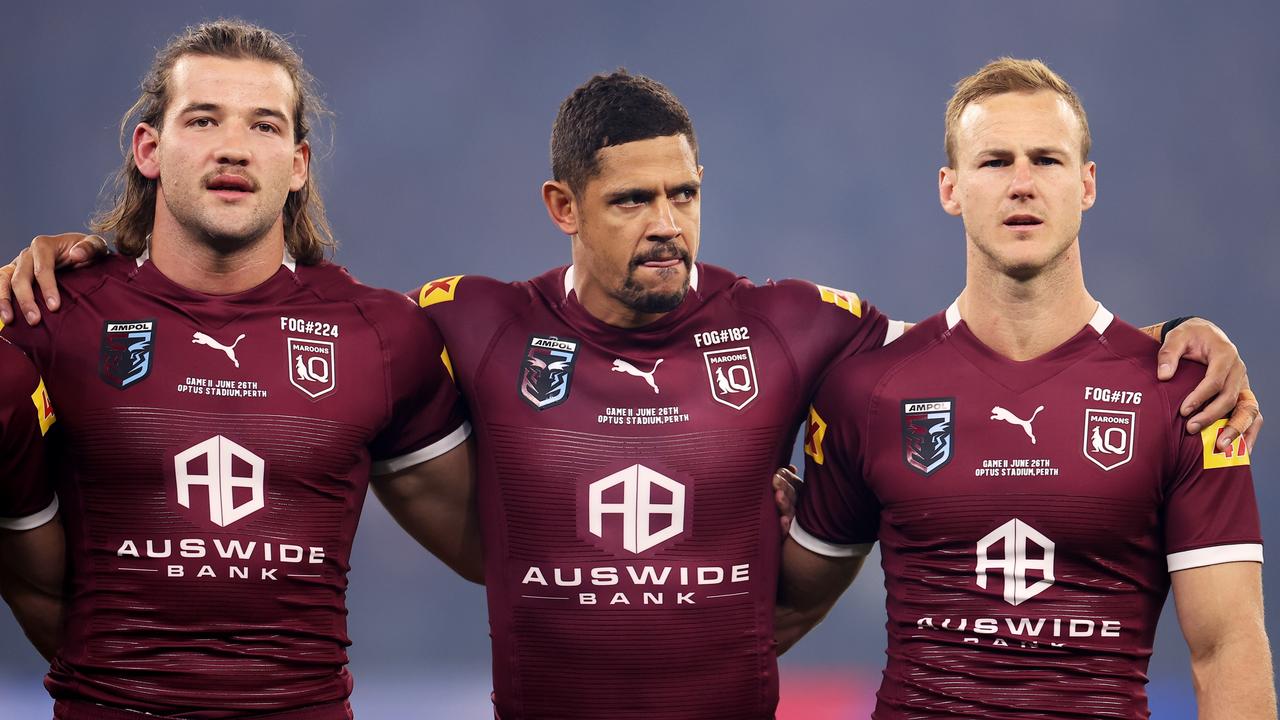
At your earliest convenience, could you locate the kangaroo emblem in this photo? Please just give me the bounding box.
[612,358,663,394]
[192,332,246,368]
[990,405,1045,444]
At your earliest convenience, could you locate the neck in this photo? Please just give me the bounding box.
[958,237,1096,361]
[149,212,287,295]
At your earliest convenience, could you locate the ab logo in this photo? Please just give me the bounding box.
[174,436,265,527]
[587,465,686,554]
[976,518,1055,606]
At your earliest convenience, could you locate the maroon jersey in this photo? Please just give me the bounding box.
[794,302,1262,719]
[417,263,890,719]
[0,336,56,528]
[1,253,468,719]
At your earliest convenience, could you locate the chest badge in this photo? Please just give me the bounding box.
[1083,409,1135,471]
[287,337,337,399]
[903,398,954,476]
[100,320,156,389]
[519,335,579,410]
[703,346,758,410]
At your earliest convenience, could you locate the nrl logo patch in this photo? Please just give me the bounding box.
[703,346,758,410]
[519,335,579,410]
[288,337,337,399]
[100,320,156,389]
[902,398,954,476]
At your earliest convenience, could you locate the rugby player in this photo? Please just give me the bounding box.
[0,20,475,719]
[781,58,1275,718]
[3,70,1261,718]
[0,338,63,661]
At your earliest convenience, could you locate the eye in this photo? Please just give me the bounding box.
[613,195,646,208]
[672,188,698,202]
[254,122,280,134]
[190,117,215,128]
[980,158,1008,168]
[1034,156,1061,166]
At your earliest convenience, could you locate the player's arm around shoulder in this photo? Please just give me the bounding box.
[776,361,878,654]
[1172,562,1275,719]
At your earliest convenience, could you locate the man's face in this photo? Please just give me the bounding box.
[140,55,308,253]
[940,90,1096,280]
[572,134,702,316]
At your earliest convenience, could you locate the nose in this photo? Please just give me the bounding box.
[646,196,682,241]
[214,127,252,167]
[1008,158,1036,200]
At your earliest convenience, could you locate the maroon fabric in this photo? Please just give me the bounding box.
[3,254,466,718]
[0,337,53,520]
[797,308,1262,719]
[419,263,888,719]
[53,698,352,720]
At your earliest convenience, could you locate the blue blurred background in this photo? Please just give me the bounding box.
[2,1,1276,716]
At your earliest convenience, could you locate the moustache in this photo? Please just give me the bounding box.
[629,247,691,271]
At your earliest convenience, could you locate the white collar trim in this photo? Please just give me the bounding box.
[945,298,1113,334]
[137,243,296,272]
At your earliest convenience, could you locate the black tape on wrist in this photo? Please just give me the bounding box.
[1160,316,1197,343]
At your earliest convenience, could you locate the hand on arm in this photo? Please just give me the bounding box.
[370,438,483,584]
[0,516,66,661]
[775,537,864,655]
[0,232,108,326]
[1172,561,1276,720]
[773,465,799,536]
[1143,317,1261,451]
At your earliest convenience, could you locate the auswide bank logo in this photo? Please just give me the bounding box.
[588,464,685,554]
[174,435,265,527]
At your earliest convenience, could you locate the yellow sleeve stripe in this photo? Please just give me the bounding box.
[418,275,465,308]
[816,284,862,318]
[804,405,828,465]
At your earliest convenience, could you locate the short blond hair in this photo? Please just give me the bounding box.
[945,57,1090,167]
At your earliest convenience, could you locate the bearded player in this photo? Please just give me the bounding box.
[781,59,1274,718]
[3,71,1261,718]
[0,338,63,661]
[0,20,476,719]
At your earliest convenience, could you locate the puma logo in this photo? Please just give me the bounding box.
[193,332,246,368]
[612,358,663,394]
[990,405,1045,444]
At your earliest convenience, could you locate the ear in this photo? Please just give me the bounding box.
[542,180,578,236]
[1080,160,1097,211]
[133,123,162,180]
[939,166,962,216]
[290,140,310,193]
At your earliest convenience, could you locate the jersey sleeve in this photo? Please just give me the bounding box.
[0,338,57,529]
[368,301,471,475]
[1162,415,1262,572]
[790,366,880,557]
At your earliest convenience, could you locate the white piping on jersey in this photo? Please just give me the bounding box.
[1167,543,1264,572]
[137,245,298,272]
[884,319,907,346]
[789,520,874,559]
[370,421,473,476]
[946,299,1114,334]
[0,495,59,531]
[563,264,700,299]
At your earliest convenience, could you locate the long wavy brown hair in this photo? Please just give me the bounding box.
[92,18,335,265]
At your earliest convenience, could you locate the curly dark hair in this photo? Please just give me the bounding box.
[551,69,698,192]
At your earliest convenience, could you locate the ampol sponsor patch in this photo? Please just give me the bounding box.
[1201,419,1249,469]
[100,320,155,389]
[703,346,758,410]
[287,337,336,399]
[902,398,954,476]
[518,335,579,410]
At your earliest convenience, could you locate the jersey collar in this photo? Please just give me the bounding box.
[562,263,700,299]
